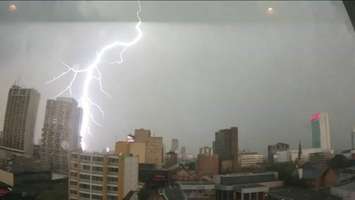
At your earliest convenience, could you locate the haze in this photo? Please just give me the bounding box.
[0,1,354,154]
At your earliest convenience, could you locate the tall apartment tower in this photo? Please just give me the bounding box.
[41,97,82,174]
[0,85,40,157]
[310,112,331,150]
[213,127,239,172]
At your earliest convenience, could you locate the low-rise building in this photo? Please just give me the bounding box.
[68,151,138,200]
[214,172,283,200]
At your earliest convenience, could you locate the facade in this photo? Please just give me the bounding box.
[0,85,40,156]
[213,127,239,172]
[115,141,146,163]
[68,152,138,200]
[239,152,265,168]
[196,146,219,176]
[267,143,289,162]
[40,97,82,174]
[310,112,331,150]
[214,172,283,200]
[133,129,163,166]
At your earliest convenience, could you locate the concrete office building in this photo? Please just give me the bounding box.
[40,97,82,174]
[0,85,40,157]
[310,112,331,150]
[213,127,239,172]
[68,152,138,200]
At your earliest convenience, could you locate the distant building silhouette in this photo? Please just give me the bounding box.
[0,85,40,157]
[170,138,179,153]
[213,127,239,173]
[40,97,82,174]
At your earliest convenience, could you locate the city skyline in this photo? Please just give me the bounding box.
[0,1,355,154]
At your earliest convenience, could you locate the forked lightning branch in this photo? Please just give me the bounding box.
[47,1,142,150]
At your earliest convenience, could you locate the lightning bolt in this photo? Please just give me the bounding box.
[47,1,143,150]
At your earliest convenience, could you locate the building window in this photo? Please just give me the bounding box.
[92,176,103,182]
[69,190,78,195]
[107,195,117,200]
[81,165,90,171]
[93,157,103,163]
[79,183,90,190]
[107,186,117,192]
[92,194,103,200]
[108,167,118,173]
[107,176,117,183]
[79,193,90,198]
[79,174,90,180]
[92,166,103,172]
[92,185,103,191]
[108,158,118,164]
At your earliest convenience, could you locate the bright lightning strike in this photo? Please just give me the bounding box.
[47,1,143,150]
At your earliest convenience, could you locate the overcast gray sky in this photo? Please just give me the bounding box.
[0,1,354,154]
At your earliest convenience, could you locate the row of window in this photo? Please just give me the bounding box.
[71,154,119,164]
[70,192,117,200]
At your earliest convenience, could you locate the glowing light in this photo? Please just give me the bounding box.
[266,7,274,15]
[8,4,16,12]
[47,1,143,150]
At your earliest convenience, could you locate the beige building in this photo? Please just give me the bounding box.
[239,152,265,168]
[0,85,40,157]
[134,129,163,166]
[116,129,163,166]
[115,141,146,163]
[68,151,138,200]
[40,97,82,174]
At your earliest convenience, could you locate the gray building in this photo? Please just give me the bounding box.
[213,127,239,172]
[40,97,82,174]
[267,143,289,162]
[0,85,40,157]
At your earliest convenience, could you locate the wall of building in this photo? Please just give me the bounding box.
[0,169,14,186]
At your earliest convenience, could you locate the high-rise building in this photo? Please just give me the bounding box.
[213,127,239,172]
[310,112,331,150]
[40,97,82,174]
[196,146,219,176]
[267,142,290,162]
[170,138,179,153]
[180,146,187,161]
[133,129,163,166]
[68,152,138,200]
[0,85,40,156]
